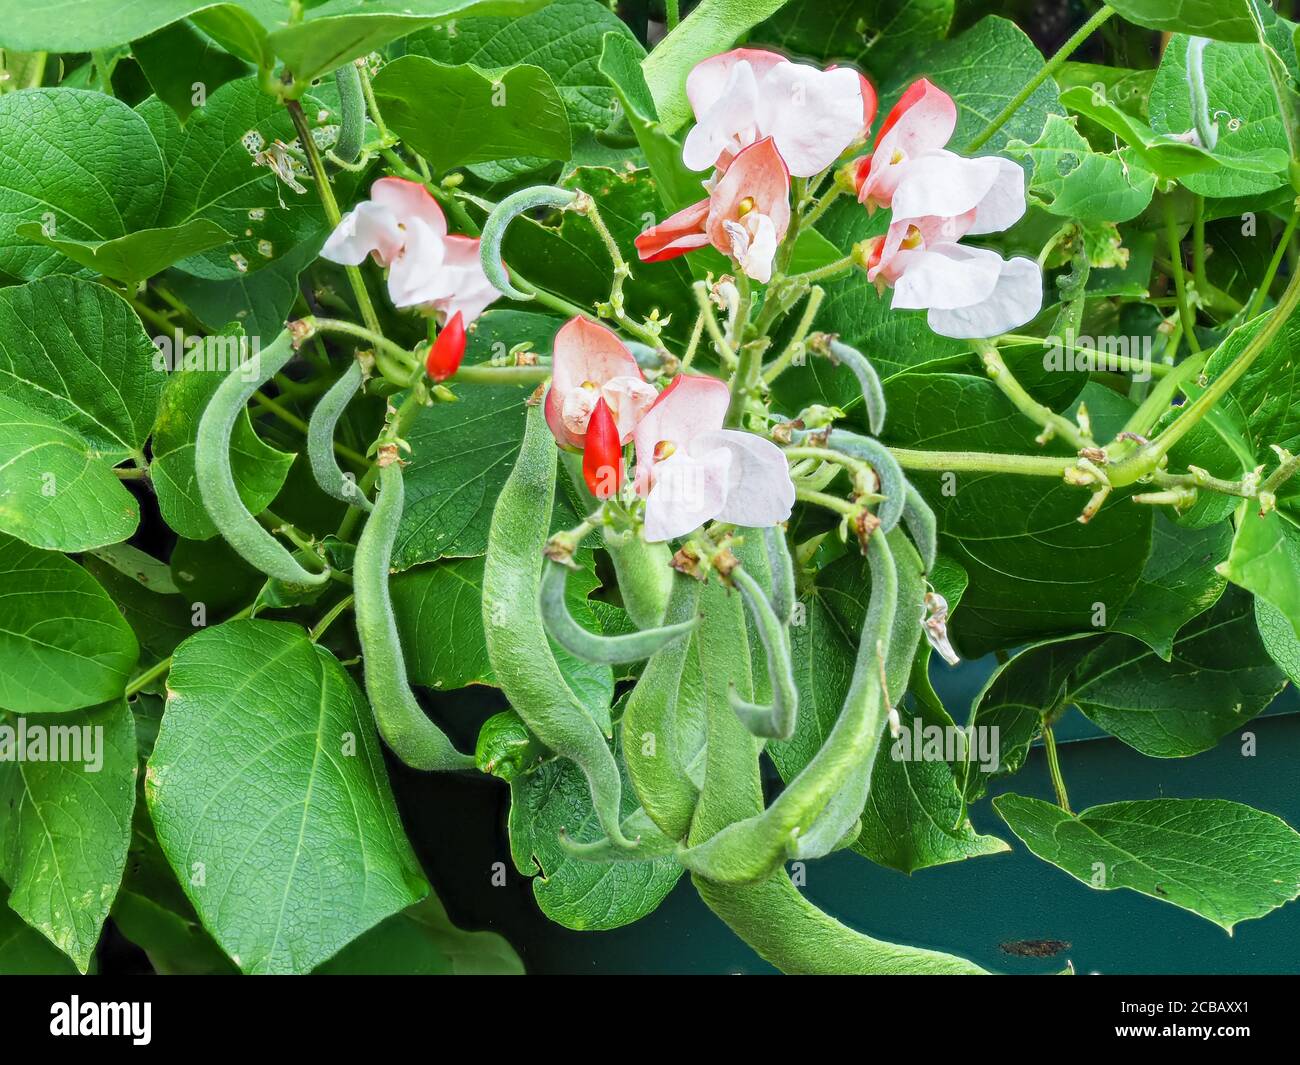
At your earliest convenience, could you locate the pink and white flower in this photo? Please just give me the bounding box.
[636,137,791,282]
[683,48,875,178]
[855,79,1025,233]
[543,317,657,451]
[320,177,499,323]
[632,374,794,542]
[863,216,1042,339]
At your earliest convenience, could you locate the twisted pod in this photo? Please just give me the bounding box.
[479,185,580,301]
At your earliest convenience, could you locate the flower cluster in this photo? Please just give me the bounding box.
[544,317,793,542]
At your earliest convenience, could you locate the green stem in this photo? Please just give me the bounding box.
[1118,350,1208,440]
[888,447,1074,477]
[693,281,737,367]
[124,605,254,695]
[665,0,680,31]
[785,253,855,287]
[801,182,845,230]
[762,286,825,384]
[1247,209,1300,318]
[452,363,550,386]
[310,594,355,642]
[1162,195,1201,352]
[1000,334,1172,377]
[795,487,861,520]
[356,63,390,143]
[966,4,1115,152]
[1041,723,1071,813]
[974,339,1092,450]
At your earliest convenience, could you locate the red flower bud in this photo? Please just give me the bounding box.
[582,397,622,499]
[425,311,466,382]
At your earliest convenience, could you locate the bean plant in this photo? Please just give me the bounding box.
[1,0,1299,976]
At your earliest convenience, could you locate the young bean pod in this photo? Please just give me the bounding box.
[475,709,550,781]
[823,336,887,436]
[307,360,372,511]
[195,328,330,586]
[727,563,799,741]
[790,426,907,532]
[901,481,938,572]
[483,398,639,849]
[332,61,365,163]
[762,525,796,625]
[677,531,898,885]
[539,558,697,664]
[479,186,580,300]
[354,461,474,770]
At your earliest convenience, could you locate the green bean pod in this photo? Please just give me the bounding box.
[677,531,898,885]
[728,563,799,741]
[791,427,906,532]
[307,360,372,511]
[622,572,703,840]
[483,398,638,849]
[762,525,796,625]
[1186,37,1218,152]
[195,328,329,586]
[695,871,988,974]
[558,808,678,861]
[332,61,365,163]
[539,558,697,664]
[479,185,579,301]
[475,709,550,781]
[792,530,925,860]
[901,481,938,572]
[824,337,887,436]
[355,462,474,770]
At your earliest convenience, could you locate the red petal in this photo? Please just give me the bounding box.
[425,311,466,382]
[582,397,622,499]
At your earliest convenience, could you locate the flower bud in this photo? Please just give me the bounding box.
[425,311,466,382]
[582,397,622,499]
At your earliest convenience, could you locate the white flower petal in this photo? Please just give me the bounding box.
[320,201,402,266]
[891,242,1001,312]
[643,449,733,542]
[926,255,1043,339]
[966,156,1028,235]
[682,61,761,172]
[385,217,447,308]
[692,429,795,529]
[759,64,864,177]
[889,151,1004,224]
[736,212,777,283]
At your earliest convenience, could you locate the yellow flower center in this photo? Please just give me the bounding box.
[737,196,756,218]
[890,149,904,165]
[653,440,677,462]
[901,225,924,250]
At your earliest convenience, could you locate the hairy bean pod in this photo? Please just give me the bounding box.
[791,427,907,532]
[728,563,799,741]
[558,808,678,861]
[332,61,365,163]
[901,481,938,572]
[307,360,372,511]
[824,337,887,436]
[762,525,796,625]
[479,185,579,301]
[475,709,549,781]
[540,558,696,663]
[677,531,898,884]
[195,328,329,586]
[354,462,473,770]
[483,399,638,849]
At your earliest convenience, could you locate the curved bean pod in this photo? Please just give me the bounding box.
[540,558,696,664]
[824,337,887,436]
[902,481,938,572]
[762,525,796,625]
[195,329,329,586]
[354,462,474,770]
[332,61,365,163]
[483,398,638,849]
[677,531,898,884]
[791,427,907,532]
[479,185,579,301]
[728,563,799,741]
[307,360,372,511]
[558,808,678,861]
[622,572,703,840]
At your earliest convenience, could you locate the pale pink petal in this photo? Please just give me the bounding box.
[321,201,403,267]
[891,242,1002,312]
[635,198,711,262]
[706,137,790,257]
[759,63,865,177]
[686,48,786,124]
[859,79,957,208]
[551,316,644,395]
[729,211,778,283]
[692,429,794,528]
[427,234,500,324]
[868,214,974,285]
[545,386,584,451]
[643,449,733,542]
[683,60,763,172]
[385,217,447,308]
[370,176,447,238]
[926,255,1043,339]
[633,373,731,495]
[601,376,658,442]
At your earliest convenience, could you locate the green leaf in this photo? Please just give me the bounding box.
[1219,507,1300,641]
[0,277,164,465]
[150,334,296,540]
[0,88,165,281]
[508,726,682,930]
[132,19,252,123]
[394,311,563,568]
[314,894,523,974]
[1006,114,1156,223]
[1112,512,1232,659]
[137,77,338,281]
[146,619,428,974]
[0,901,79,974]
[1106,0,1257,44]
[994,795,1300,930]
[16,219,232,286]
[0,700,136,972]
[0,394,139,552]
[371,55,571,171]
[1069,588,1284,757]
[1148,27,1297,197]
[599,31,703,212]
[402,0,636,132]
[754,0,954,74]
[81,555,195,666]
[1061,84,1289,182]
[643,0,792,132]
[0,1,269,54]
[1256,596,1300,685]
[0,537,138,715]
